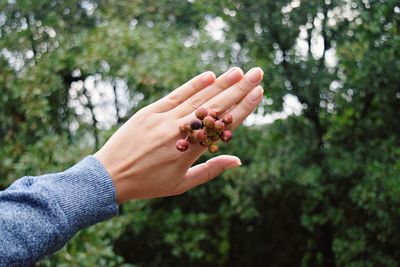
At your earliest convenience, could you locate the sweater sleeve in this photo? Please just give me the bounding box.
[0,156,119,267]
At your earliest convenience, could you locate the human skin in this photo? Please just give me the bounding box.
[94,67,264,203]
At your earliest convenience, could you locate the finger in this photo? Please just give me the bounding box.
[201,67,263,116]
[181,86,264,156]
[226,85,264,130]
[174,155,241,194]
[172,68,261,157]
[171,67,244,117]
[148,71,216,113]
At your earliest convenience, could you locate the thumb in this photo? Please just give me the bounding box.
[175,155,241,193]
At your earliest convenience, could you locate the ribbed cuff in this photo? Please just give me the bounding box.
[49,156,119,232]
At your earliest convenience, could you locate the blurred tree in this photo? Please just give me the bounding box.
[0,0,399,266]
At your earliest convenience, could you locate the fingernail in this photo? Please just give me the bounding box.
[202,71,215,83]
[226,158,242,169]
[248,86,263,102]
[226,67,243,83]
[245,67,263,84]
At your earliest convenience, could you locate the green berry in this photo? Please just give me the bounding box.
[208,131,220,141]
[203,116,215,129]
[201,138,213,146]
[199,141,209,147]
[208,144,219,154]
[214,120,225,132]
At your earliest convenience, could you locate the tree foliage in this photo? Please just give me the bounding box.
[0,0,399,266]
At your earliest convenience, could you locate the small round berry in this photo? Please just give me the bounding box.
[214,120,225,132]
[204,127,213,135]
[208,131,220,141]
[187,131,197,143]
[176,139,189,152]
[220,130,233,143]
[190,119,202,130]
[193,129,207,142]
[195,107,208,120]
[179,122,191,133]
[201,138,212,146]
[199,141,208,147]
[209,110,219,119]
[203,116,215,129]
[222,114,233,125]
[208,144,219,154]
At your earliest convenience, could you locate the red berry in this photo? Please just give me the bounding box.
[179,122,191,133]
[195,107,208,120]
[193,129,207,142]
[176,139,189,152]
[208,144,219,154]
[222,114,233,125]
[187,131,197,143]
[209,110,219,119]
[203,116,215,129]
[190,119,202,130]
[214,120,225,132]
[220,130,233,143]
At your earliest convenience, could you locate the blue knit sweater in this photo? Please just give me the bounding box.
[0,156,119,266]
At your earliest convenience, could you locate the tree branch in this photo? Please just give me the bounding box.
[111,78,122,124]
[82,86,99,150]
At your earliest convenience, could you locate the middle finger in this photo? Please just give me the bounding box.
[170,67,244,118]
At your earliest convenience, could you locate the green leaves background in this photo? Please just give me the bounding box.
[0,0,399,266]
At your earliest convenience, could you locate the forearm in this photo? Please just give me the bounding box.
[0,156,118,266]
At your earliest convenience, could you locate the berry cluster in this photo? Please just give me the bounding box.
[176,107,233,153]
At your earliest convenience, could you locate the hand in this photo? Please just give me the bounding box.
[94,67,264,203]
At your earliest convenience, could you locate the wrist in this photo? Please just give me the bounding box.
[93,150,127,204]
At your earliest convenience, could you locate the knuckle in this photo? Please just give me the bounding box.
[214,80,226,93]
[204,162,217,182]
[208,103,223,114]
[188,80,197,92]
[186,97,203,110]
[171,182,187,195]
[240,100,254,113]
[236,82,249,94]
[168,93,183,105]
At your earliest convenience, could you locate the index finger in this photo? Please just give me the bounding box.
[201,67,263,116]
